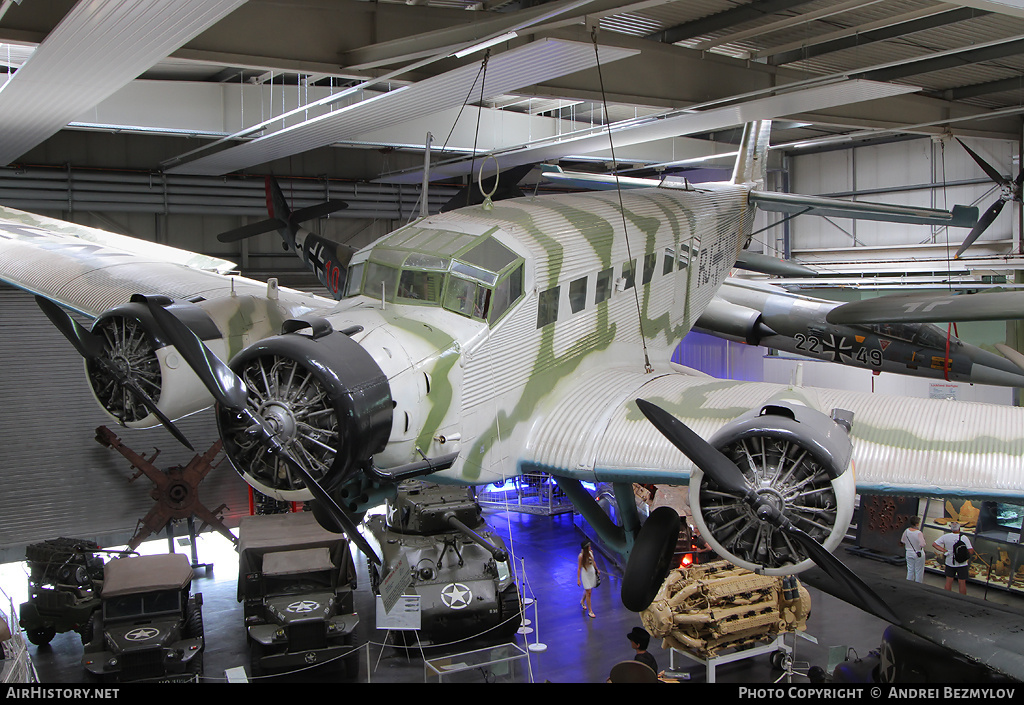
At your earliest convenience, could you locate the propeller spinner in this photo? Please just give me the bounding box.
[635,398,900,625]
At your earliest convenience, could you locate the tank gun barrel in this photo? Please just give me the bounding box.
[444,512,508,562]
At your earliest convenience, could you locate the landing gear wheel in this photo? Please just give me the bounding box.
[621,506,681,612]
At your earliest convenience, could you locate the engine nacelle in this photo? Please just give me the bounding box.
[693,297,774,345]
[689,399,856,576]
[86,296,224,427]
[217,319,393,503]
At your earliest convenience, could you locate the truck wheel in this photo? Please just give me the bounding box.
[184,601,204,640]
[26,626,56,646]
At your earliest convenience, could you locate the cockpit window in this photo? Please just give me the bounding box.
[445,276,491,318]
[355,228,525,323]
[364,262,400,302]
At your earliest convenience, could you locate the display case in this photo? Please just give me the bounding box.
[920,497,1024,593]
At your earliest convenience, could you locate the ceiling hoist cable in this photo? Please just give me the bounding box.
[591,27,652,374]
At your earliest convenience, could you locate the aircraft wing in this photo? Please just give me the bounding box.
[0,204,337,318]
[522,365,1024,500]
[828,290,1024,325]
[800,564,1024,682]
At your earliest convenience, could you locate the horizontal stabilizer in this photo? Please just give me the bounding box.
[735,252,817,277]
[995,343,1024,373]
[751,190,978,228]
[290,200,348,222]
[827,290,1024,324]
[539,165,692,191]
[216,218,280,242]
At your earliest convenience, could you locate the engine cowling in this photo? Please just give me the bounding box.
[216,320,393,503]
[688,400,856,576]
[86,296,223,426]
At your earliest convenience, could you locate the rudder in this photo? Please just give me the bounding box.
[731,121,772,187]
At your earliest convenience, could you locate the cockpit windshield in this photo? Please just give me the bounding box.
[351,226,524,325]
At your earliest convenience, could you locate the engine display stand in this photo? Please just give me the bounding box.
[668,634,791,683]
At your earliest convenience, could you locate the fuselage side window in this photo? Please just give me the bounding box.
[642,252,657,285]
[537,285,561,328]
[622,259,637,290]
[663,248,676,276]
[595,267,613,305]
[568,276,588,314]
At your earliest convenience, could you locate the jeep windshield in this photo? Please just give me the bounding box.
[104,589,181,621]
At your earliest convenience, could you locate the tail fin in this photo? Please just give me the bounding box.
[731,121,772,187]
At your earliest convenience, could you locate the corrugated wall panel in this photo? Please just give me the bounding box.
[0,284,251,562]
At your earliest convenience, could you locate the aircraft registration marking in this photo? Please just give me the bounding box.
[795,332,883,367]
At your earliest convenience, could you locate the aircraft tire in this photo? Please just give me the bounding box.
[620,506,681,612]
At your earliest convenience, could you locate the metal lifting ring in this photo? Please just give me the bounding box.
[478,154,499,210]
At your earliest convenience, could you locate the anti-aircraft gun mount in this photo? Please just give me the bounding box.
[18,538,106,646]
[365,481,521,645]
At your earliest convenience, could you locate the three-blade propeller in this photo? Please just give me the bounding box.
[144,299,382,565]
[635,398,901,625]
[954,138,1023,259]
[36,296,194,452]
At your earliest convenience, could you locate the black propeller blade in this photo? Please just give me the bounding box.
[143,298,382,565]
[36,296,194,451]
[955,138,1022,258]
[635,398,901,625]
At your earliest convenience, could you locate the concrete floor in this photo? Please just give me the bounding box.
[2,507,1021,684]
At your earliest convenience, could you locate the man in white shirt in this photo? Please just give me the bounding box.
[932,522,974,595]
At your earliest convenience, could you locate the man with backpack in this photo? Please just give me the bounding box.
[932,522,975,594]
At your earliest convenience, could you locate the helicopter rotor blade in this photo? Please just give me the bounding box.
[955,198,1005,259]
[956,138,1010,188]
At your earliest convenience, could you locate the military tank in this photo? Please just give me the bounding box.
[364,481,522,645]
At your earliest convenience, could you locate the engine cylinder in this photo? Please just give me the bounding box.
[218,326,392,502]
[87,298,223,426]
[689,402,856,575]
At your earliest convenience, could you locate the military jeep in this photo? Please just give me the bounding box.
[237,512,359,677]
[19,538,104,646]
[81,553,203,682]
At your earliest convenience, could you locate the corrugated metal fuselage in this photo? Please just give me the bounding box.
[322,183,754,485]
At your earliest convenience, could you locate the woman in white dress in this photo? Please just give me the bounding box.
[577,540,599,618]
[900,516,927,582]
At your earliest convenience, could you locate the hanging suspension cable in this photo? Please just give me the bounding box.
[591,27,652,373]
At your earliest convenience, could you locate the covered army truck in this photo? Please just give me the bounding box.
[81,553,203,682]
[237,512,359,677]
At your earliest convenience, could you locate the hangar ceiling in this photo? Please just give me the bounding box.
[2,0,1024,183]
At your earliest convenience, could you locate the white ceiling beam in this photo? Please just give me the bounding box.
[376,79,918,183]
[164,39,639,176]
[0,0,247,166]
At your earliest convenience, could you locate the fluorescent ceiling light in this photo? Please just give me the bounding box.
[454,32,519,59]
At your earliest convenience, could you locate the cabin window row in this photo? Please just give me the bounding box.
[537,246,690,329]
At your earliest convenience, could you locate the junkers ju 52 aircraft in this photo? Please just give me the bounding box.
[6,121,1024,624]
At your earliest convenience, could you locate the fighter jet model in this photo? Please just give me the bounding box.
[695,277,1024,388]
[6,121,1024,622]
